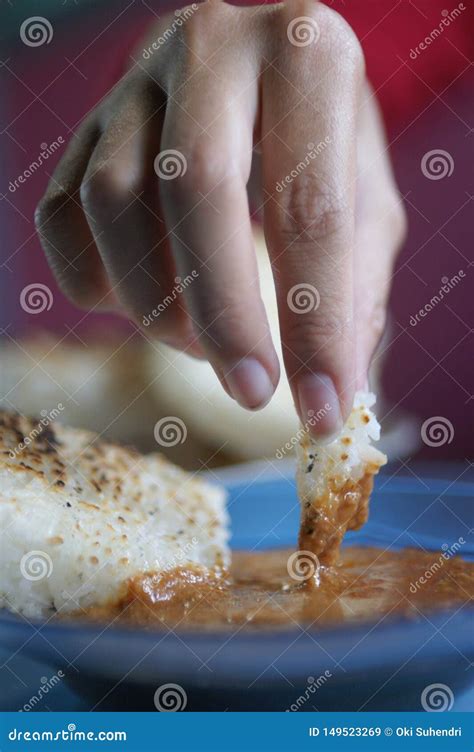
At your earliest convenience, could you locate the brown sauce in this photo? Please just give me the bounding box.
[299,472,375,565]
[80,546,474,631]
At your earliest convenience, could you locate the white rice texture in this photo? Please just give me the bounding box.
[0,412,229,619]
[296,390,387,507]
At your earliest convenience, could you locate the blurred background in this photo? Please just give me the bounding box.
[0,0,472,471]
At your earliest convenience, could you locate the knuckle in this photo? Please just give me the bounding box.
[161,142,238,199]
[285,309,350,346]
[373,193,408,255]
[278,2,364,77]
[79,169,109,215]
[80,164,146,219]
[178,1,236,56]
[390,198,408,249]
[192,295,237,329]
[277,174,349,245]
[177,10,199,47]
[34,191,76,234]
[315,6,365,74]
[283,310,352,367]
[185,293,250,349]
[359,299,387,348]
[371,304,387,340]
[34,196,53,233]
[188,148,235,194]
[182,1,234,34]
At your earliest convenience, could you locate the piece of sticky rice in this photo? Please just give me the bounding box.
[296,391,387,566]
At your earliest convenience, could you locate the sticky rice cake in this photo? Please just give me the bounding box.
[0,411,229,618]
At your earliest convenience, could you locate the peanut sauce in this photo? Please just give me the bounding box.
[79,546,474,631]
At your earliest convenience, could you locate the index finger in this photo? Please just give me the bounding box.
[159,4,280,409]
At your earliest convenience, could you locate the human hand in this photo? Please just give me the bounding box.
[35,0,406,437]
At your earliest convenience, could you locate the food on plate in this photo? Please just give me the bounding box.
[296,391,387,565]
[1,408,472,633]
[0,411,229,618]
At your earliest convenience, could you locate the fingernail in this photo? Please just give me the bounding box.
[225,358,274,410]
[297,372,343,439]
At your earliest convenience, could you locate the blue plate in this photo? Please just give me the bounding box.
[1,464,473,711]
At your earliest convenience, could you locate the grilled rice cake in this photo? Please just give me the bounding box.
[0,411,229,618]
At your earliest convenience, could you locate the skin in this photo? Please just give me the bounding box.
[35,0,407,438]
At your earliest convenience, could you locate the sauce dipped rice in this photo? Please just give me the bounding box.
[296,391,387,565]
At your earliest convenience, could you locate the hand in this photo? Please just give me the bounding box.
[35,0,406,437]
